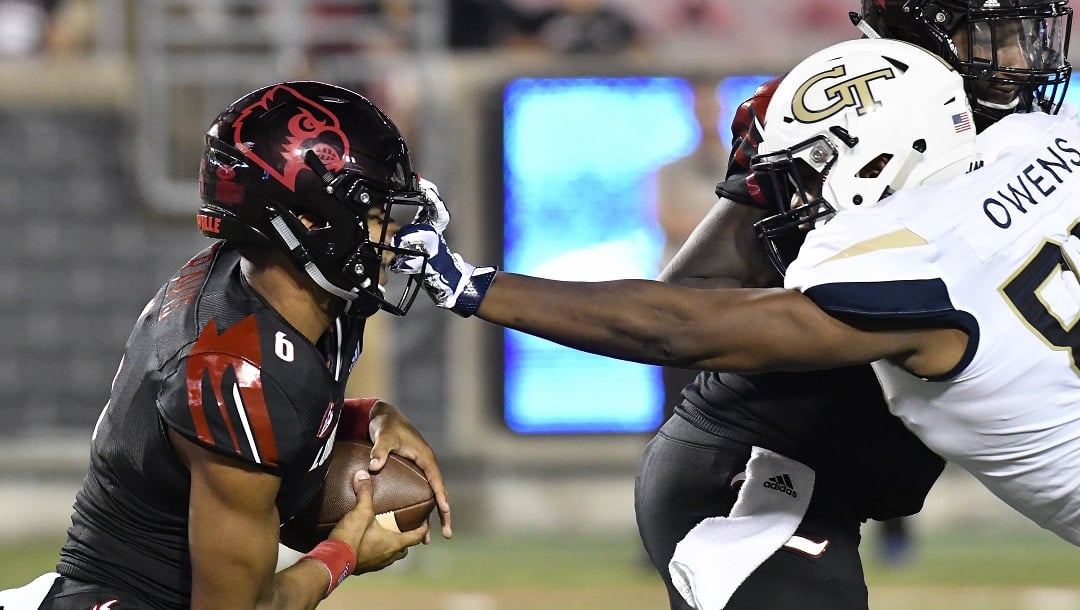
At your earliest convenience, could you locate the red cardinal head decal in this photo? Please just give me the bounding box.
[231,84,351,192]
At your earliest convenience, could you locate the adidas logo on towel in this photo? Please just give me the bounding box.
[763,473,798,498]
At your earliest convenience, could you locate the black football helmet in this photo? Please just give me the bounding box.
[198,81,428,316]
[861,0,1072,129]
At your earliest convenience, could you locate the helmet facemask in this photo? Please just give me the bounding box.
[952,2,1073,124]
[751,136,840,274]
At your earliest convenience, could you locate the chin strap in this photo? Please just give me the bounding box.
[268,214,363,305]
[975,95,1021,112]
[849,12,882,39]
[882,141,927,199]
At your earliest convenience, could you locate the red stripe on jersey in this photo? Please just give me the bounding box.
[186,370,216,445]
[208,356,244,454]
[233,359,279,466]
[160,247,217,321]
[186,316,279,466]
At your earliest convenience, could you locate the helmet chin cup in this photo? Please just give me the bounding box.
[365,240,429,317]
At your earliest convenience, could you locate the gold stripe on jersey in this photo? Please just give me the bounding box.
[816,228,927,266]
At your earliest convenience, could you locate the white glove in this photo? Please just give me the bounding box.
[414,177,450,232]
[391,223,496,316]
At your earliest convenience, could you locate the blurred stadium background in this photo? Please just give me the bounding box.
[1,0,1078,607]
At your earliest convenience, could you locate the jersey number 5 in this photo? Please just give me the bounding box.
[1000,224,1080,374]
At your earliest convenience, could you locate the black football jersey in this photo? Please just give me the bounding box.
[56,243,364,609]
[676,366,945,522]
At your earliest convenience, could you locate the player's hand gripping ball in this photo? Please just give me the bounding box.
[280,440,436,552]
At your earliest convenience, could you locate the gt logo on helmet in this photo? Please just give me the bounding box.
[791,65,896,123]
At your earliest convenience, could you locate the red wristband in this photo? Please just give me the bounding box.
[338,397,381,441]
[301,538,356,597]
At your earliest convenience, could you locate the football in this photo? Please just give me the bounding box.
[280,439,436,552]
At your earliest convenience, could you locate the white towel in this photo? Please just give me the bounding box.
[669,446,815,610]
[0,572,59,610]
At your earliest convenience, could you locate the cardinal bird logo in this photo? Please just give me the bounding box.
[231,84,351,192]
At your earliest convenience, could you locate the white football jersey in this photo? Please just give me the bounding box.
[785,111,1080,545]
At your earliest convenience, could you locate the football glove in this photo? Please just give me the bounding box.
[715,76,781,209]
[414,177,450,232]
[390,223,497,317]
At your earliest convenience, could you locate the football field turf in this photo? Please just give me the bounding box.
[2,529,1077,609]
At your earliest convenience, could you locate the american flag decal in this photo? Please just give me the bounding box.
[952,112,972,133]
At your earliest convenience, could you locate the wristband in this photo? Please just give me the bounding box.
[338,397,380,441]
[451,267,498,318]
[301,538,356,598]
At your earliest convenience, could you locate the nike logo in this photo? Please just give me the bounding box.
[783,535,829,557]
[92,600,119,610]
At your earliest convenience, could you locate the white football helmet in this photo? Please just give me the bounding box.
[752,38,980,273]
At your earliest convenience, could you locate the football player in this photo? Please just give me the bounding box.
[0,81,451,609]
[633,1,1074,608]
[861,0,1072,130]
[391,20,1078,610]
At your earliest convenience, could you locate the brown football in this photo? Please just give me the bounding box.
[280,440,436,552]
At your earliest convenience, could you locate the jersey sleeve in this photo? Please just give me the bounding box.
[158,316,310,472]
[784,210,977,335]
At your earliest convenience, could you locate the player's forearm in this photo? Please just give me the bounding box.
[475,273,726,368]
[261,561,335,610]
[474,273,880,373]
[240,541,364,610]
[187,553,326,610]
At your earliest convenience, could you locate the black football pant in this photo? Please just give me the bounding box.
[634,413,869,610]
[37,575,153,610]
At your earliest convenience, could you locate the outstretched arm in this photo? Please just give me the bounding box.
[390,188,966,378]
[472,271,933,373]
